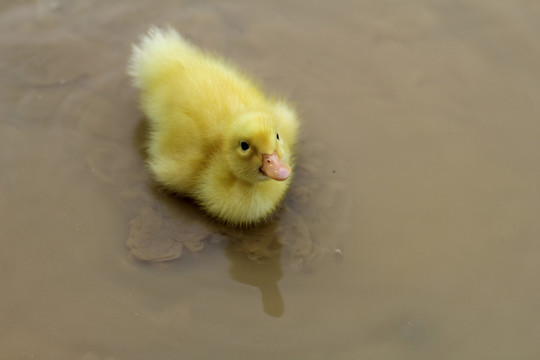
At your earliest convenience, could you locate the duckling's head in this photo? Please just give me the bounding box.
[227,112,292,184]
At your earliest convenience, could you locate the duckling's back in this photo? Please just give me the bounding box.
[128,27,269,192]
[128,27,267,131]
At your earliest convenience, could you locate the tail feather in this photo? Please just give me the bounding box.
[127,26,194,89]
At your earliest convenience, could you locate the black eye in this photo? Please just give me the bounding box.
[276,133,280,140]
[240,141,250,151]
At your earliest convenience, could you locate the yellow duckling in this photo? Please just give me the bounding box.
[128,27,299,225]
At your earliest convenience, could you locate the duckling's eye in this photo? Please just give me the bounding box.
[240,141,250,151]
[276,133,280,140]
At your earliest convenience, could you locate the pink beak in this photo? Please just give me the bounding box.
[260,152,291,181]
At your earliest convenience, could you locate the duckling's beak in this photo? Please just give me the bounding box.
[260,152,290,181]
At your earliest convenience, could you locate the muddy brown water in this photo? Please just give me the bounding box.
[2,0,540,359]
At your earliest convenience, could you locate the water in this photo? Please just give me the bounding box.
[2,0,540,359]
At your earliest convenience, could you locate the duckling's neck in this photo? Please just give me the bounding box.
[196,165,290,224]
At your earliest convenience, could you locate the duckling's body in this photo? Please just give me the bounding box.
[128,27,299,225]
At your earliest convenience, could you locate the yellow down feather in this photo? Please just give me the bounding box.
[128,26,299,225]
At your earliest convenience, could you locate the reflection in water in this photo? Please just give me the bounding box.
[125,189,287,317]
[226,234,284,318]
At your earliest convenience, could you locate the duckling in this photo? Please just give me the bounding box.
[128,27,299,225]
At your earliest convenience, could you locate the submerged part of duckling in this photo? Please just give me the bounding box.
[128,26,299,225]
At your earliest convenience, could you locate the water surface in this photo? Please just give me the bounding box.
[2,0,540,359]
